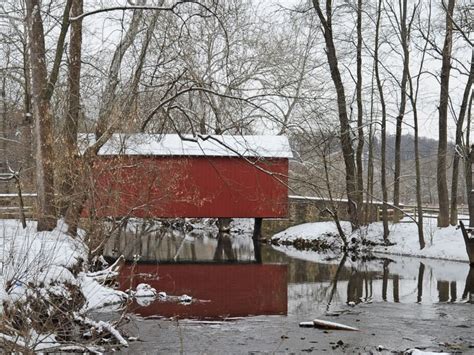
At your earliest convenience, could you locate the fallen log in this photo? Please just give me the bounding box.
[299,319,359,331]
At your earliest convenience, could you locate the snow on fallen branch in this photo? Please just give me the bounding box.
[86,255,125,283]
[73,313,128,347]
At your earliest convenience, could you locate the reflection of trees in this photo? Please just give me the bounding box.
[437,280,458,302]
[393,275,400,303]
[104,225,261,262]
[450,281,457,302]
[382,259,389,301]
[326,254,347,311]
[417,262,425,303]
[213,233,236,261]
[462,267,474,303]
[346,266,374,304]
[437,281,450,302]
[346,268,362,304]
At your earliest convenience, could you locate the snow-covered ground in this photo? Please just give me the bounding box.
[272,218,470,263]
[366,219,469,262]
[0,218,203,351]
[272,221,351,243]
[0,219,126,309]
[0,219,127,351]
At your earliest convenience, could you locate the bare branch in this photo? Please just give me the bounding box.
[69,3,184,22]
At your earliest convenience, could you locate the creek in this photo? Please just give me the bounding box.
[103,226,474,354]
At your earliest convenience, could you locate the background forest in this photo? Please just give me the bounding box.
[0,0,472,241]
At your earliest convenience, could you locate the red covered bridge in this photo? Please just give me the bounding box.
[81,134,292,232]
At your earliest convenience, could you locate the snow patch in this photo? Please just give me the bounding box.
[272,219,470,263]
[364,219,469,262]
[272,221,351,243]
[135,283,157,298]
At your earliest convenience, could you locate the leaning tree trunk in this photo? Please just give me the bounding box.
[95,10,144,139]
[450,50,473,225]
[312,0,359,230]
[437,0,455,227]
[323,151,348,248]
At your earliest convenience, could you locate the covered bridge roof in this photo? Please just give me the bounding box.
[79,133,293,159]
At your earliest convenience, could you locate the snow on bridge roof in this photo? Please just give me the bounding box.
[78,133,293,158]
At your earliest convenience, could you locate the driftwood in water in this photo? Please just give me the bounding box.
[299,319,359,331]
[459,221,474,266]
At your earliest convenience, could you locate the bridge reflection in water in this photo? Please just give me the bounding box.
[104,226,474,320]
[104,228,261,263]
[104,229,287,319]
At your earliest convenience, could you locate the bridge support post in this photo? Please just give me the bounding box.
[253,238,262,263]
[253,218,262,240]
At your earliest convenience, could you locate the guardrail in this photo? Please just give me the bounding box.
[1,193,471,224]
[377,205,470,222]
[0,193,36,219]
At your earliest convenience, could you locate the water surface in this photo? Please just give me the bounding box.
[105,228,474,319]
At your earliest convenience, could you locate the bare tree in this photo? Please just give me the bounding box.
[25,0,71,231]
[387,0,413,220]
[450,49,473,225]
[437,0,455,227]
[59,0,83,215]
[311,0,359,230]
[466,92,473,226]
[406,0,429,250]
[355,0,364,219]
[374,0,390,242]
[64,9,158,234]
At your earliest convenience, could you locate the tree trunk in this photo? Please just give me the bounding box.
[365,117,374,225]
[409,80,426,249]
[465,92,473,227]
[22,27,34,188]
[365,65,375,225]
[374,0,389,242]
[60,0,83,216]
[323,151,348,248]
[1,69,7,181]
[95,10,144,139]
[468,144,474,227]
[26,0,56,231]
[450,50,473,225]
[437,0,455,227]
[405,1,427,249]
[393,0,410,221]
[65,11,154,234]
[312,0,359,230]
[355,0,364,216]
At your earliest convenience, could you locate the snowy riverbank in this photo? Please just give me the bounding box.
[271,218,470,263]
[0,219,127,352]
